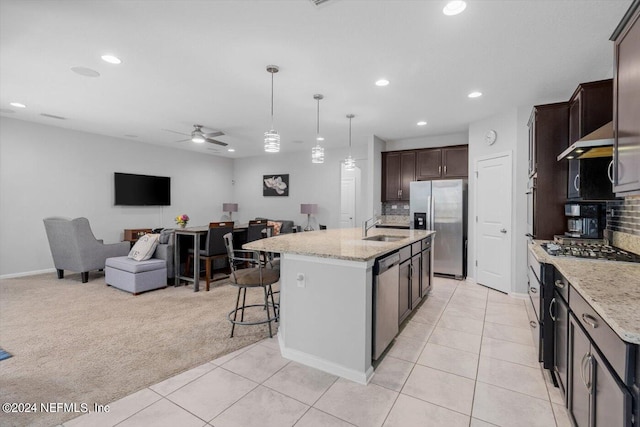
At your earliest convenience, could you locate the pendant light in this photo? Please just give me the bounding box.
[344,114,356,171]
[312,94,325,163]
[264,65,280,153]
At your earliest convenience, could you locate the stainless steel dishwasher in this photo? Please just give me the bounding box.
[373,252,400,360]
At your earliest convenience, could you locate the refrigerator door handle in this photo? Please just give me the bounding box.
[430,196,435,230]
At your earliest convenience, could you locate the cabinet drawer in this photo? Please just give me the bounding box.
[553,270,569,303]
[569,286,633,385]
[412,242,421,256]
[527,248,541,283]
[422,237,431,251]
[399,246,411,263]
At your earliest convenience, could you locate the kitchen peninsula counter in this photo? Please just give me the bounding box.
[244,228,435,384]
[244,228,433,261]
[529,241,640,344]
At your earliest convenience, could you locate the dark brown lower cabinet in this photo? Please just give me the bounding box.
[568,313,633,427]
[410,254,420,308]
[398,258,411,325]
[553,291,568,398]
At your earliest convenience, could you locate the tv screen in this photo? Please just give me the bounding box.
[114,173,171,206]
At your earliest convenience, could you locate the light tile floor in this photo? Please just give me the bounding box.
[64,277,571,427]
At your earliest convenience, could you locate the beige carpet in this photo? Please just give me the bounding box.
[0,272,276,427]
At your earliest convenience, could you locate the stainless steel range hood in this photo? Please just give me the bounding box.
[557,121,614,161]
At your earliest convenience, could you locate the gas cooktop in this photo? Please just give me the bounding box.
[543,242,640,263]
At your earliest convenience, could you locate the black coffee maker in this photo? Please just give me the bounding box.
[564,203,604,239]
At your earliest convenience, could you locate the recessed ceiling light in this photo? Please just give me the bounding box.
[443,1,467,16]
[101,54,122,64]
[468,91,482,98]
[375,79,390,87]
[417,121,427,126]
[10,102,26,108]
[228,148,235,152]
[567,155,575,160]
[71,66,100,77]
[317,136,324,141]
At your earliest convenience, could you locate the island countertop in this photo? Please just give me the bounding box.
[243,228,435,262]
[529,241,640,344]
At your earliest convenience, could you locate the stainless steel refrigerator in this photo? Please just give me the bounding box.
[410,179,467,278]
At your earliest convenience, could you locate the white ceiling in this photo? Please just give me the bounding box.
[0,0,632,158]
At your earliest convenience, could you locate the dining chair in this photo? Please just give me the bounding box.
[185,221,234,291]
[246,219,268,243]
[223,232,279,338]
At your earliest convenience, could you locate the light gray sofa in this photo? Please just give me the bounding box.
[43,217,130,283]
[255,218,299,234]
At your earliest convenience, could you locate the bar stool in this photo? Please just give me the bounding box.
[185,222,234,291]
[223,233,279,338]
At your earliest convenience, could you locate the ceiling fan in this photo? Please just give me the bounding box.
[164,124,227,146]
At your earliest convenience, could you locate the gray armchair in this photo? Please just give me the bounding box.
[43,217,130,283]
[153,229,175,280]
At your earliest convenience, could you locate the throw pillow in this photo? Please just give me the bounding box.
[267,221,282,235]
[128,233,160,261]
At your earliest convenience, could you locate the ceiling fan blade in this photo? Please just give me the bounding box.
[163,128,190,137]
[174,138,190,143]
[206,138,228,147]
[203,131,224,138]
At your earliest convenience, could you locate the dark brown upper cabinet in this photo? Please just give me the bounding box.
[566,79,615,200]
[612,0,640,196]
[382,151,415,201]
[383,145,468,202]
[528,102,569,240]
[415,146,468,180]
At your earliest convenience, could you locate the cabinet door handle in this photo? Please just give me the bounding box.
[584,354,593,394]
[581,313,598,328]
[607,159,614,184]
[554,279,565,289]
[438,165,442,174]
[444,165,447,175]
[574,173,580,191]
[580,352,589,390]
[549,298,556,321]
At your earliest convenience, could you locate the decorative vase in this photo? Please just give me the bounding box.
[179,223,186,228]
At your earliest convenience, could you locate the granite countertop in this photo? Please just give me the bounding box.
[243,228,434,262]
[529,241,640,345]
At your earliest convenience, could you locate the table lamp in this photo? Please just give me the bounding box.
[300,204,318,231]
[223,203,238,221]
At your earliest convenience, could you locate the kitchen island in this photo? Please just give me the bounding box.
[244,227,435,384]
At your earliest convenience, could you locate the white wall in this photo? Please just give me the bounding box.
[367,135,385,218]
[232,145,368,230]
[467,109,528,293]
[0,117,234,277]
[386,132,468,151]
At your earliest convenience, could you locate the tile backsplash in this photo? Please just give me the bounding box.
[605,196,640,255]
[381,202,410,216]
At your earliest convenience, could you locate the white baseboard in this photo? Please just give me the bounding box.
[278,335,374,385]
[0,268,56,280]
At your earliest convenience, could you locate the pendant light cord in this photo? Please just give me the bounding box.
[316,98,320,136]
[348,115,352,155]
[270,71,274,129]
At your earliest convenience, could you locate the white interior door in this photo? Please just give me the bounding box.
[475,152,512,293]
[340,176,356,228]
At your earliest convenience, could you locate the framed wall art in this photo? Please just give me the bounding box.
[263,174,289,197]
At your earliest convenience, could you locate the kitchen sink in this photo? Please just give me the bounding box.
[362,235,406,242]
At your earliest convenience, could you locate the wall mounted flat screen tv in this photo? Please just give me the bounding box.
[114,172,171,206]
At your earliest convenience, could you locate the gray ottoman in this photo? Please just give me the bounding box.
[105,256,167,295]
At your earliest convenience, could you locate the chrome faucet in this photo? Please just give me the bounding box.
[363,216,381,237]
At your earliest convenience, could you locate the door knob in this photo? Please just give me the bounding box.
[500,228,507,234]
